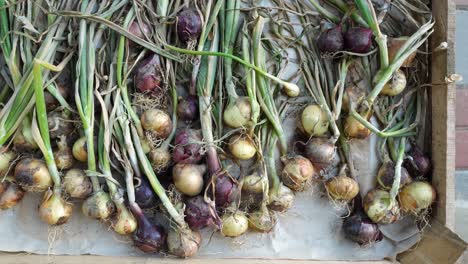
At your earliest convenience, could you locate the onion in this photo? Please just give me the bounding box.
[398,181,436,214]
[167,228,201,257]
[215,175,239,208]
[132,208,166,253]
[0,180,25,210]
[317,25,344,53]
[268,184,295,212]
[149,147,171,171]
[173,163,205,196]
[0,148,15,176]
[185,196,221,230]
[342,86,365,113]
[47,110,74,139]
[176,8,202,43]
[173,129,203,164]
[304,137,336,170]
[39,191,73,225]
[283,82,300,97]
[223,97,252,128]
[388,37,417,67]
[13,120,38,152]
[111,206,138,235]
[343,213,383,246]
[134,177,157,209]
[325,174,359,202]
[14,158,52,192]
[344,27,373,53]
[376,161,412,190]
[141,109,172,139]
[82,191,116,220]
[242,173,266,195]
[301,104,329,136]
[128,21,150,45]
[221,212,249,237]
[281,156,315,191]
[72,137,88,162]
[54,137,74,170]
[134,54,163,94]
[248,205,276,233]
[228,134,257,160]
[177,95,199,121]
[344,114,371,139]
[44,82,69,111]
[363,189,400,224]
[380,70,407,96]
[404,144,431,178]
[63,169,92,199]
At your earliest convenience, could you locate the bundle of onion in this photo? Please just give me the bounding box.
[363,189,400,224]
[0,178,25,210]
[281,156,315,191]
[398,181,436,214]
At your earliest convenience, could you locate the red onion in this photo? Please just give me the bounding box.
[376,161,412,190]
[184,196,221,230]
[132,207,167,253]
[215,175,239,208]
[129,21,150,45]
[177,95,199,121]
[344,27,373,53]
[317,25,344,54]
[134,54,163,95]
[176,8,202,43]
[304,137,336,170]
[134,176,158,209]
[404,144,431,178]
[343,213,383,246]
[173,129,203,164]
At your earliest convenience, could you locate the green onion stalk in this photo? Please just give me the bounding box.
[0,0,20,86]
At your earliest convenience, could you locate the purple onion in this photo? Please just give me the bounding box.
[176,9,202,43]
[317,25,344,53]
[215,175,239,208]
[129,21,150,43]
[135,177,158,209]
[184,196,221,230]
[131,207,167,253]
[134,54,163,94]
[404,144,431,178]
[344,27,373,53]
[173,129,203,164]
[177,95,199,121]
[342,213,383,246]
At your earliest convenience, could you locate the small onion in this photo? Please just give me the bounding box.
[111,206,138,235]
[388,37,417,67]
[134,54,163,94]
[304,137,336,170]
[173,129,203,164]
[176,8,202,43]
[228,134,257,160]
[135,177,157,209]
[380,70,407,96]
[215,175,239,208]
[39,192,73,225]
[325,175,359,202]
[404,144,431,178]
[223,97,252,128]
[141,109,172,139]
[344,27,373,53]
[317,25,344,54]
[242,173,266,195]
[82,191,116,220]
[363,189,400,224]
[185,196,221,230]
[167,228,201,258]
[149,147,171,171]
[343,213,383,246]
[47,110,74,139]
[248,205,276,233]
[128,21,150,45]
[0,180,25,210]
[268,184,295,212]
[398,181,436,214]
[344,114,371,139]
[301,104,329,136]
[132,208,166,253]
[13,122,38,152]
[376,161,412,190]
[72,137,88,162]
[283,83,300,97]
[0,148,15,176]
[14,158,53,192]
[281,156,315,191]
[173,163,205,196]
[54,137,74,170]
[63,169,93,199]
[221,212,249,237]
[177,95,199,121]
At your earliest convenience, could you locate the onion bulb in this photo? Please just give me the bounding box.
[0,180,25,210]
[376,161,412,190]
[380,70,407,96]
[14,158,52,192]
[185,196,221,230]
[177,95,199,121]
[132,208,166,253]
[176,8,203,43]
[404,144,431,178]
[128,21,150,45]
[317,25,344,53]
[39,191,73,225]
[242,173,266,195]
[82,191,116,220]
[134,177,157,209]
[228,134,256,160]
[388,37,417,67]
[325,175,359,202]
[283,82,300,97]
[281,156,315,191]
[167,228,201,258]
[344,27,373,53]
[223,97,252,128]
[248,205,276,232]
[149,147,171,171]
[173,129,203,164]
[173,163,205,196]
[344,114,371,139]
[111,206,137,235]
[63,169,92,199]
[221,212,249,237]
[363,189,400,224]
[134,54,163,94]
[141,109,172,139]
[268,184,295,212]
[343,213,383,246]
[0,148,15,176]
[301,104,329,136]
[54,137,74,170]
[304,137,336,170]
[72,137,88,162]
[47,110,74,139]
[398,181,436,214]
[342,86,365,113]
[215,175,239,208]
[13,119,38,152]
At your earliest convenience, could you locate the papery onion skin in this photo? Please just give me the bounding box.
[82,191,116,220]
[304,137,336,170]
[363,189,400,224]
[177,8,203,43]
[0,181,25,210]
[173,163,205,196]
[223,97,252,128]
[129,21,150,45]
[281,156,315,191]
[388,37,417,67]
[132,209,167,253]
[317,25,344,54]
[344,27,373,53]
[134,54,163,95]
[39,192,73,225]
[47,110,74,139]
[344,115,371,139]
[376,161,412,190]
[215,175,239,208]
[185,196,220,230]
[301,104,329,136]
[149,147,172,171]
[398,181,436,214]
[167,228,201,258]
[380,70,407,96]
[221,212,249,237]
[72,137,88,162]
[268,184,295,212]
[325,175,359,202]
[14,158,53,192]
[63,169,93,199]
[173,129,203,164]
[228,134,257,160]
[343,213,383,246]
[141,109,172,139]
[177,95,199,121]
[342,86,365,113]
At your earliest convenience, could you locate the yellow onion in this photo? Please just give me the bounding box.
[223,97,252,128]
[111,205,137,235]
[248,205,276,233]
[304,137,336,170]
[54,137,74,170]
[388,37,417,67]
[0,148,15,176]
[242,173,266,195]
[141,109,172,139]
[301,104,329,136]
[221,212,249,237]
[14,158,53,192]
[398,181,436,214]
[363,189,400,224]
[0,180,25,210]
[63,169,93,199]
[325,175,359,202]
[39,191,73,225]
[72,137,88,162]
[167,228,201,258]
[268,184,295,212]
[344,114,371,139]
[82,191,116,220]
[228,134,256,160]
[380,70,407,96]
[173,163,205,196]
[283,83,300,97]
[149,147,171,171]
[281,156,315,191]
[13,120,38,152]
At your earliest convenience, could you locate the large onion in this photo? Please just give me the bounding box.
[63,169,93,199]
[376,161,412,190]
[301,104,329,136]
[281,156,315,191]
[173,163,205,196]
[215,175,239,208]
[268,184,295,212]
[111,206,137,235]
[344,114,371,139]
[380,70,407,96]
[223,97,252,128]
[398,181,436,214]
[39,192,73,225]
[343,213,383,246]
[14,158,52,192]
[344,27,373,53]
[304,137,336,170]
[363,189,400,224]
[134,54,163,95]
[317,25,344,53]
[173,129,203,164]
[167,228,201,258]
[325,174,359,202]
[176,8,203,43]
[184,196,221,230]
[82,191,116,220]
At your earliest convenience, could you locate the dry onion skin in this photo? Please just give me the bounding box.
[398,181,436,214]
[325,175,359,202]
[388,37,417,67]
[63,169,93,199]
[39,192,73,225]
[0,180,25,210]
[167,228,201,258]
[281,156,315,191]
[363,189,400,224]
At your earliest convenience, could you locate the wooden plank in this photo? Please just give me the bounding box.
[430,0,457,230]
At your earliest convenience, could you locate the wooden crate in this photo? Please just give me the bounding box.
[1,0,466,263]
